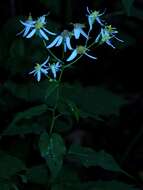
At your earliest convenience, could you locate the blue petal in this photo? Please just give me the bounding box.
[39,29,49,40]
[74,28,80,39]
[55,36,63,46]
[41,68,48,75]
[23,26,31,37]
[113,35,124,42]
[29,70,36,74]
[43,27,56,35]
[66,36,73,50]
[66,49,78,62]
[86,7,91,14]
[80,29,88,39]
[41,57,50,66]
[20,20,35,27]
[106,40,115,48]
[95,33,101,43]
[37,71,41,82]
[96,17,103,26]
[88,16,93,31]
[47,36,61,48]
[85,52,97,59]
[26,28,36,38]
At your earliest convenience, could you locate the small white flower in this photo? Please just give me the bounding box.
[17,14,36,37]
[66,45,97,62]
[26,15,56,40]
[86,7,105,30]
[29,57,50,82]
[47,30,73,52]
[18,15,56,40]
[72,23,88,39]
[95,25,123,48]
[49,62,61,79]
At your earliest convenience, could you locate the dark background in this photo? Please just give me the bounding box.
[1,0,143,188]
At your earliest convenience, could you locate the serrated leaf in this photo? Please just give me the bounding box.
[3,123,46,136]
[4,80,58,105]
[3,104,48,136]
[51,166,80,190]
[61,83,126,119]
[95,150,123,172]
[121,0,134,16]
[26,165,49,184]
[68,145,123,173]
[0,151,26,179]
[39,132,66,178]
[68,180,140,190]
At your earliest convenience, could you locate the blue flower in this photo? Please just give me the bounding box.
[49,62,61,79]
[95,25,123,48]
[29,57,50,82]
[46,30,73,52]
[86,7,105,30]
[17,14,36,37]
[19,15,56,40]
[72,23,88,39]
[66,46,97,62]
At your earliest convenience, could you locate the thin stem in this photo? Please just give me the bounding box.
[49,68,64,136]
[43,40,64,63]
[47,48,64,63]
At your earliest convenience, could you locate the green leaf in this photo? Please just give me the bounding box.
[61,83,126,119]
[54,118,73,133]
[39,133,66,178]
[95,150,123,172]
[68,145,123,173]
[121,0,134,16]
[26,165,49,184]
[0,151,26,179]
[4,80,58,104]
[58,99,80,121]
[0,180,16,190]
[65,180,140,190]
[3,104,49,136]
[3,123,46,136]
[51,166,80,190]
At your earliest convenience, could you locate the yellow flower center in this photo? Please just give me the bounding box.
[35,63,41,70]
[106,25,113,33]
[91,11,99,18]
[77,46,87,54]
[35,20,43,29]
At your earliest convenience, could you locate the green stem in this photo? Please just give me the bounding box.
[43,40,64,63]
[49,68,64,136]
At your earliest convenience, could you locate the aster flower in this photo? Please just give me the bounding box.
[46,30,73,52]
[26,15,56,40]
[86,7,105,30]
[19,15,56,40]
[49,62,61,79]
[17,14,36,37]
[66,45,97,62]
[95,25,123,48]
[29,57,50,82]
[72,23,88,39]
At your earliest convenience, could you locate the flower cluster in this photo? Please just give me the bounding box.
[29,57,61,82]
[18,6,123,82]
